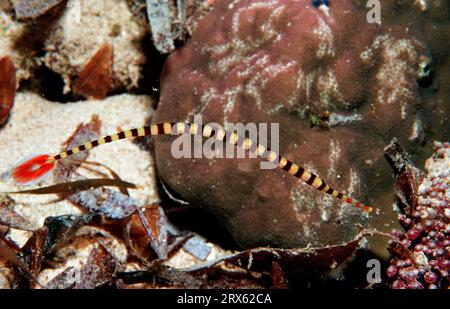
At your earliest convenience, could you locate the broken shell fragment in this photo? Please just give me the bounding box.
[73,43,113,100]
[0,56,16,125]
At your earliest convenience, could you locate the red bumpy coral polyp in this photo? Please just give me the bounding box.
[388,142,450,289]
[10,154,55,185]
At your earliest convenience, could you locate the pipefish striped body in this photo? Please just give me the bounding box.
[5,122,373,213]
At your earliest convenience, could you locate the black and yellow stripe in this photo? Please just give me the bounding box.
[48,122,372,213]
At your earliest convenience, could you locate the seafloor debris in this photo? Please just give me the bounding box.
[118,263,268,289]
[127,205,172,262]
[0,56,16,125]
[8,213,122,289]
[144,0,216,53]
[14,226,48,288]
[73,42,113,100]
[153,0,440,251]
[271,260,288,289]
[72,244,120,289]
[12,0,66,20]
[2,0,214,92]
[0,237,32,283]
[0,4,42,84]
[0,196,35,231]
[146,0,174,54]
[42,0,147,93]
[118,229,373,288]
[385,140,450,289]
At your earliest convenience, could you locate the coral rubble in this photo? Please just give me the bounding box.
[386,140,450,289]
[42,0,147,93]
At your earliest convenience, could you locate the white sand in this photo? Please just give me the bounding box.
[0,92,158,242]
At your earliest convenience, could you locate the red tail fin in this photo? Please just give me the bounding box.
[7,154,55,185]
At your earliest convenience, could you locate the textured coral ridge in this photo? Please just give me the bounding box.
[154,0,433,249]
[387,142,450,289]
